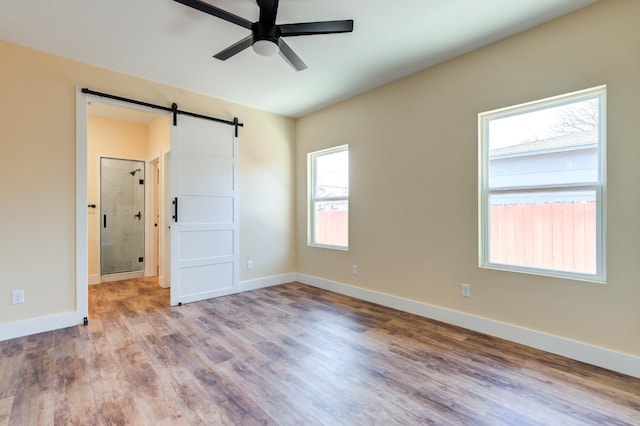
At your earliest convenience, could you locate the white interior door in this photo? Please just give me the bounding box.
[170,115,239,306]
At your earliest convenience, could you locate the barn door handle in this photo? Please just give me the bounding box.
[172,197,178,223]
[103,214,107,228]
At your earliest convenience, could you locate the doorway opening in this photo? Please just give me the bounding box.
[85,97,171,314]
[77,88,240,321]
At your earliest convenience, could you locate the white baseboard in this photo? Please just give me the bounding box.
[240,273,297,292]
[296,273,640,379]
[88,274,101,285]
[0,312,85,342]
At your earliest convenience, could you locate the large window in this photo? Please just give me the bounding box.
[308,145,349,250]
[479,86,606,282]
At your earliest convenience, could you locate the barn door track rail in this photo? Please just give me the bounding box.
[81,88,243,136]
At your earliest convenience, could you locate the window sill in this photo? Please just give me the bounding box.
[480,263,605,284]
[308,243,349,252]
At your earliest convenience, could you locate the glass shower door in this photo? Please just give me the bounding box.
[101,158,145,275]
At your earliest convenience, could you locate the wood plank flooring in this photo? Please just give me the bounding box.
[1,278,639,425]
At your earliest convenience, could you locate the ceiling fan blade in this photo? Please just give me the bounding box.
[213,35,253,60]
[258,0,279,26]
[172,0,252,30]
[280,20,354,37]
[278,39,308,71]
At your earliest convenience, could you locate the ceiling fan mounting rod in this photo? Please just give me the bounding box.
[258,0,279,27]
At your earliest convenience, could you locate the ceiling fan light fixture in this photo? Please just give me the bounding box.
[252,39,279,57]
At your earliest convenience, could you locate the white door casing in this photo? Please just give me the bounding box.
[170,115,239,306]
[160,149,171,288]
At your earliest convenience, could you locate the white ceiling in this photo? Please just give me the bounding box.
[1,0,597,118]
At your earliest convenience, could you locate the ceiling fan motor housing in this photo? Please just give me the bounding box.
[252,22,281,45]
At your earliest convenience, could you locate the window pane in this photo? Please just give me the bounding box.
[488,190,596,274]
[314,200,348,247]
[488,98,599,188]
[315,149,349,198]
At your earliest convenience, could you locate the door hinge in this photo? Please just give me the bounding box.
[138,257,144,262]
[139,179,144,185]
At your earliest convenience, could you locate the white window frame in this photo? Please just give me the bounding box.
[479,86,606,282]
[308,145,349,250]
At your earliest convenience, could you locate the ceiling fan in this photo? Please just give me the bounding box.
[173,0,354,71]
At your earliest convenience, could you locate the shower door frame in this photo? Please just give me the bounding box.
[99,157,146,279]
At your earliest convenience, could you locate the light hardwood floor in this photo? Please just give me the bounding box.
[1,278,639,425]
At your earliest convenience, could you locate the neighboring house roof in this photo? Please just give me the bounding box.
[490,129,598,159]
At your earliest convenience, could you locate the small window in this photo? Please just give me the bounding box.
[308,145,349,250]
[479,86,606,282]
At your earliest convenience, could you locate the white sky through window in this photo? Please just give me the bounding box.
[488,98,598,149]
[316,149,349,198]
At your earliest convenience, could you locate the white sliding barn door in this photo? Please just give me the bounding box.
[170,115,239,306]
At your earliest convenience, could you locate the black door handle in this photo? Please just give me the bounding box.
[172,197,178,223]
[134,211,142,220]
[103,214,107,228]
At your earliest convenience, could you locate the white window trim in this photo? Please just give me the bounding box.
[478,86,607,283]
[308,144,349,251]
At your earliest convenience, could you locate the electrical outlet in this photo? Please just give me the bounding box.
[12,290,25,304]
[461,283,471,297]
[247,260,254,270]
[352,265,358,275]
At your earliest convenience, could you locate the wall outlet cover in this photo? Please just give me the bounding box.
[12,290,25,304]
[461,284,471,297]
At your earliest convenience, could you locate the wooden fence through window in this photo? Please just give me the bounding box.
[490,202,596,273]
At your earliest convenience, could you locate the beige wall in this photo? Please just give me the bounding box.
[148,116,171,159]
[0,40,296,324]
[296,0,640,357]
[87,116,150,277]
